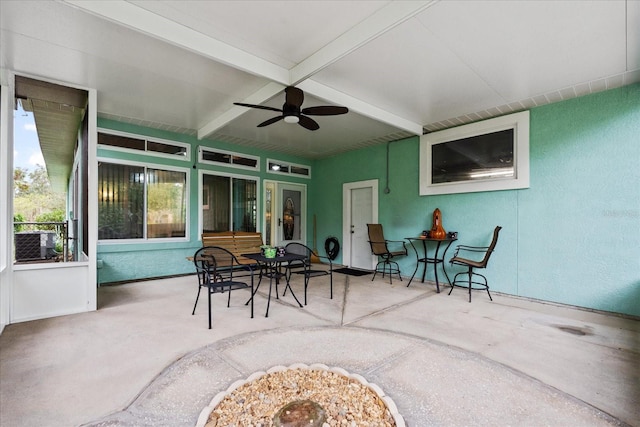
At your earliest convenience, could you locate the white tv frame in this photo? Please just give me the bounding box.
[420,111,530,196]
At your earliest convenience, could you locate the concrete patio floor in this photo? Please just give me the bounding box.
[0,268,638,426]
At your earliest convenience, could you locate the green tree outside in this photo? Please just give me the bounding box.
[13,165,66,222]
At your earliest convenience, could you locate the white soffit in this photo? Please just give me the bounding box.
[418,1,628,99]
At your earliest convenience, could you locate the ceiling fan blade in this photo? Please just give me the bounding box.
[301,105,349,116]
[234,102,282,113]
[257,115,284,127]
[284,86,304,108]
[298,115,319,131]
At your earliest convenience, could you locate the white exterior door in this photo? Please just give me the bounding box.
[343,180,378,269]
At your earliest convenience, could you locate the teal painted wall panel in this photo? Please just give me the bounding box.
[308,146,388,260]
[98,247,195,284]
[96,118,310,283]
[313,84,639,316]
[96,85,639,316]
[312,137,521,295]
[517,84,640,314]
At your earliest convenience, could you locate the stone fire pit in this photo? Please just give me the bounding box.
[196,363,404,426]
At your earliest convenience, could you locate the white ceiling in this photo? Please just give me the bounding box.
[1,0,639,160]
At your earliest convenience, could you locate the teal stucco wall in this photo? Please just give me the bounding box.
[96,85,639,316]
[310,84,640,317]
[95,118,310,284]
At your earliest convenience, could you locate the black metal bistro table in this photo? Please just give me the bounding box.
[406,237,457,292]
[243,252,305,317]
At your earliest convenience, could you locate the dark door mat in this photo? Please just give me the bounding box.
[334,268,372,276]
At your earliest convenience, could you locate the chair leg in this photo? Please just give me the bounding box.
[329,271,333,299]
[208,286,212,329]
[249,281,254,319]
[373,259,402,284]
[192,286,201,315]
[304,274,309,306]
[455,267,492,302]
[479,272,493,301]
[372,261,381,281]
[385,260,402,284]
[384,261,391,284]
[382,260,390,284]
[392,261,402,282]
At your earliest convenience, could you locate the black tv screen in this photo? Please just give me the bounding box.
[431,128,514,184]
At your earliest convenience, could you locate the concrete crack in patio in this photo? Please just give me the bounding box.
[342,290,434,326]
[340,274,350,326]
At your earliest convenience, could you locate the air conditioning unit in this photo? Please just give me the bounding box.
[15,231,56,261]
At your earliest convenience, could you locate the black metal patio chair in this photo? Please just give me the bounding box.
[192,246,254,329]
[449,226,502,302]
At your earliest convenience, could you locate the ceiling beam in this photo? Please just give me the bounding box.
[299,80,423,135]
[198,0,432,138]
[64,0,425,138]
[197,82,285,140]
[290,1,437,85]
[63,0,289,84]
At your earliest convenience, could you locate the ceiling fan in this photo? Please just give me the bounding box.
[234,86,348,131]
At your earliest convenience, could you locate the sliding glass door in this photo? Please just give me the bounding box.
[201,173,257,233]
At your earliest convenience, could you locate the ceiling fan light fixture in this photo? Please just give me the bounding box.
[234,86,347,130]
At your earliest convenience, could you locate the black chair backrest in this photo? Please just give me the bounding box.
[193,246,237,283]
[367,224,388,255]
[285,242,313,258]
[479,226,502,267]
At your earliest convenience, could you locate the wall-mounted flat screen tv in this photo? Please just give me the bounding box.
[420,111,529,195]
[431,128,514,184]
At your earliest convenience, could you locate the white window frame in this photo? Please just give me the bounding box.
[198,146,260,171]
[420,111,530,196]
[96,157,190,244]
[97,128,191,162]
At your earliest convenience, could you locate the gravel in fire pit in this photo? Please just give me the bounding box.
[204,367,399,426]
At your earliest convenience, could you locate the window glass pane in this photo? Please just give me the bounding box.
[290,165,309,176]
[282,189,301,240]
[98,133,145,151]
[233,178,257,232]
[148,140,187,156]
[146,169,187,238]
[98,162,144,239]
[232,155,258,168]
[202,175,230,232]
[269,162,289,173]
[202,151,231,164]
